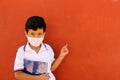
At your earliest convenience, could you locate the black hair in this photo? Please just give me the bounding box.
[25,16,46,33]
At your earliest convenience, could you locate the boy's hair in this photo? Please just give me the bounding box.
[25,16,46,33]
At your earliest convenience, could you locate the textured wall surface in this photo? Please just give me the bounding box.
[1,0,120,80]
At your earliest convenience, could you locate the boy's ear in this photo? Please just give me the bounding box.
[43,32,46,37]
[43,32,46,36]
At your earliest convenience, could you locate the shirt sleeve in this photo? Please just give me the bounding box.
[45,44,55,64]
[50,47,55,64]
[14,47,24,71]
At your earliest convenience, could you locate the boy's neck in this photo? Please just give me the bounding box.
[29,43,42,53]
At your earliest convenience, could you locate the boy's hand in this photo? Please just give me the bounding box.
[37,73,50,80]
[60,44,69,57]
[50,44,69,71]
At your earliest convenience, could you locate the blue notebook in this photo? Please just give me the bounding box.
[23,59,48,75]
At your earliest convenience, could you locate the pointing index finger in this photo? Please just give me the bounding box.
[64,44,68,48]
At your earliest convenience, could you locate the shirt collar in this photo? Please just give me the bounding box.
[25,42,47,52]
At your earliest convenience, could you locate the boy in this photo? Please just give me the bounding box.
[14,16,69,80]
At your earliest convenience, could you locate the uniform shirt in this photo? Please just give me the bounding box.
[14,43,55,80]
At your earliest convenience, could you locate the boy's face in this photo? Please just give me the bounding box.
[26,28,45,38]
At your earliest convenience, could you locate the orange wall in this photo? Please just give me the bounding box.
[1,0,120,80]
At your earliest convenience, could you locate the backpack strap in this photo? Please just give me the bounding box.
[23,44,26,52]
[43,43,48,50]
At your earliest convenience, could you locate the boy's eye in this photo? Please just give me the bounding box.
[30,33,34,35]
[38,33,42,35]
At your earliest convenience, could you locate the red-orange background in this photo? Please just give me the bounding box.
[1,0,120,80]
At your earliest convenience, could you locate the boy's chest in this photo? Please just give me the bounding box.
[23,51,52,63]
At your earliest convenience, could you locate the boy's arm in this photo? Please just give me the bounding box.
[51,44,69,72]
[14,71,49,80]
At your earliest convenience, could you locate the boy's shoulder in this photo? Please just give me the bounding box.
[43,43,54,56]
[17,44,26,52]
[44,43,51,47]
[17,43,53,51]
[43,43,53,49]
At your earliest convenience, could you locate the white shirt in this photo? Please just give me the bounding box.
[14,43,55,80]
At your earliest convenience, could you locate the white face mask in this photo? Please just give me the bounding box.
[27,36,44,47]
